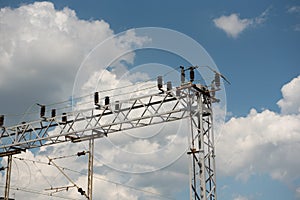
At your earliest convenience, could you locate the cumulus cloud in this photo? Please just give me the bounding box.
[277,75,300,114]
[213,8,270,38]
[213,14,252,38]
[217,75,300,196]
[0,1,144,125]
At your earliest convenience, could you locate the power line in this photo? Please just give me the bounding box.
[13,156,174,200]
[0,185,82,200]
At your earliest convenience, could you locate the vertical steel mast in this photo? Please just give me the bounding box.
[187,86,217,200]
[87,139,94,200]
[4,155,12,200]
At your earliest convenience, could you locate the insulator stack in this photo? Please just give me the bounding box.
[115,101,120,111]
[210,85,216,97]
[40,105,46,118]
[215,73,220,88]
[94,92,99,105]
[105,96,110,105]
[157,76,163,90]
[167,81,172,91]
[180,66,185,84]
[51,109,56,118]
[190,67,194,82]
[176,89,181,97]
[62,113,67,123]
[0,115,4,127]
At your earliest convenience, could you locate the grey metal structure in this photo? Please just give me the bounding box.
[0,70,220,200]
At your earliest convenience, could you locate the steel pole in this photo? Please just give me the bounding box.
[88,139,94,200]
[4,155,12,200]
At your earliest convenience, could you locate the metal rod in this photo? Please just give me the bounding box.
[4,155,12,200]
[88,139,94,200]
[48,157,89,199]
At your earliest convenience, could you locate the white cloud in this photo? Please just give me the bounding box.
[288,6,300,14]
[213,8,270,38]
[287,6,300,32]
[233,194,249,200]
[213,13,252,38]
[0,1,143,125]
[217,75,300,196]
[277,75,300,114]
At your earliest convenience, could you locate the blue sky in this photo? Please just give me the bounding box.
[2,0,298,115]
[0,0,300,200]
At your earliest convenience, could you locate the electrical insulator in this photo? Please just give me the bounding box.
[94,92,99,105]
[167,81,172,91]
[62,113,67,123]
[40,105,45,118]
[78,187,85,195]
[77,151,86,156]
[190,67,194,82]
[115,101,120,111]
[176,89,181,97]
[0,115,4,127]
[215,73,220,88]
[105,96,110,105]
[211,85,215,97]
[22,121,26,129]
[157,76,163,90]
[180,66,185,84]
[51,109,56,118]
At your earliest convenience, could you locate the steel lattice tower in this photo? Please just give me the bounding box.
[0,67,221,200]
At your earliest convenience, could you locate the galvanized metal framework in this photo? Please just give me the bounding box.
[187,88,217,200]
[0,81,218,200]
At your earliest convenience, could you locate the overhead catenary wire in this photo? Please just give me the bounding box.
[13,156,175,200]
[12,159,20,187]
[0,185,82,200]
[32,161,53,188]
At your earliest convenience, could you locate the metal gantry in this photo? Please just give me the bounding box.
[0,67,222,200]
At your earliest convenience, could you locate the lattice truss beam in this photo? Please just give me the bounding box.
[0,83,208,157]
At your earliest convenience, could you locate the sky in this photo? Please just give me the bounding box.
[0,0,300,200]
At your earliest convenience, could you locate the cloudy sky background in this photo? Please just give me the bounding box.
[0,1,300,200]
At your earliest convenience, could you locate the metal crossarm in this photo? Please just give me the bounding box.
[1,84,192,156]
